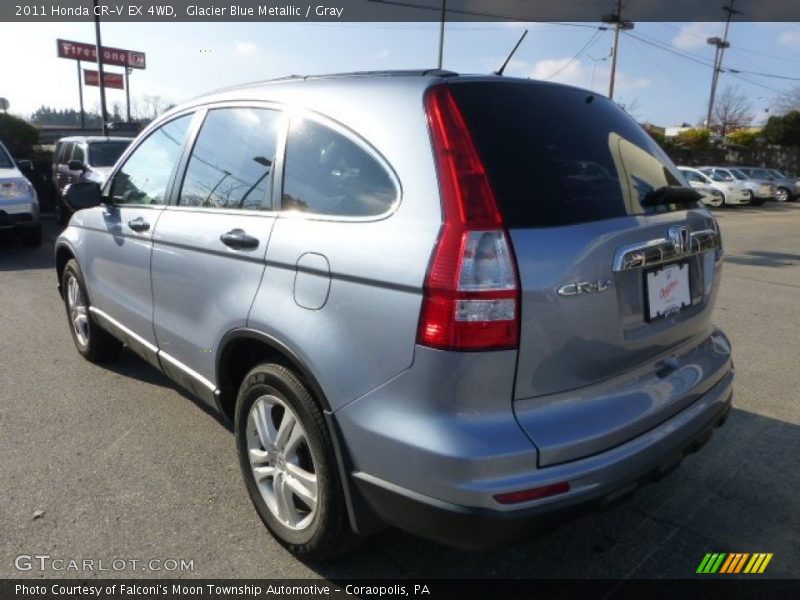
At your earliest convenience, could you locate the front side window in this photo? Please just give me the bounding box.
[71,144,85,163]
[179,108,280,211]
[110,114,192,206]
[59,143,74,164]
[282,118,397,217]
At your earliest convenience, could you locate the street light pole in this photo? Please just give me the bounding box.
[705,0,740,131]
[588,54,609,92]
[93,0,108,135]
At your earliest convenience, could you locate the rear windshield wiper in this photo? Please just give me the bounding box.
[641,185,702,207]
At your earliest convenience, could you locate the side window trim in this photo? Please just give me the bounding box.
[166,108,208,207]
[279,111,401,222]
[167,102,289,215]
[102,110,197,207]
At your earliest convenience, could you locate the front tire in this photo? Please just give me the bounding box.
[62,259,122,363]
[235,364,354,561]
[775,187,790,203]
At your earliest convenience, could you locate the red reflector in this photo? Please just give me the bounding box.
[494,482,571,505]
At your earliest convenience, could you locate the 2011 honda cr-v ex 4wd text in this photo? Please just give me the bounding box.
[55,70,733,561]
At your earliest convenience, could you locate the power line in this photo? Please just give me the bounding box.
[543,28,604,79]
[624,31,800,83]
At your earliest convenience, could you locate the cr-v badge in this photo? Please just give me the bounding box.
[557,280,612,297]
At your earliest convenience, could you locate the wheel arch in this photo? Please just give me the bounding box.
[215,328,383,536]
[55,242,77,298]
[215,328,332,421]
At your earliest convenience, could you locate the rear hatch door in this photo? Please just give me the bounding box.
[451,80,724,465]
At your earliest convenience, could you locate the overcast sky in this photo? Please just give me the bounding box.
[1,21,799,126]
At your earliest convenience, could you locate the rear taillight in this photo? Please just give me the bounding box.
[417,85,520,352]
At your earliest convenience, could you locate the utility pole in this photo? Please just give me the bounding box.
[603,0,634,100]
[705,0,740,131]
[93,0,108,135]
[76,60,85,129]
[125,67,132,122]
[437,0,446,69]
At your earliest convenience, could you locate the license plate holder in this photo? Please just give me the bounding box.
[645,262,691,321]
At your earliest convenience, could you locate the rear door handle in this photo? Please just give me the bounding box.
[220,228,260,250]
[127,217,150,232]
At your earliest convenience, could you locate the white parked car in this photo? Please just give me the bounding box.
[699,167,774,206]
[679,166,751,207]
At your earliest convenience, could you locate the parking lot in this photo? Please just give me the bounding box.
[1,203,798,580]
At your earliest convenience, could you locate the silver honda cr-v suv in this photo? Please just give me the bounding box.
[56,70,733,561]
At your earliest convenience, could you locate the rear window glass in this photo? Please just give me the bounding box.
[88,141,130,167]
[449,81,688,228]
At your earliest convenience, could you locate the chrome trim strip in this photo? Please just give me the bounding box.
[158,350,217,393]
[89,306,158,354]
[89,306,217,394]
[613,230,720,272]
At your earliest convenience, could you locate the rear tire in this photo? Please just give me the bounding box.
[775,187,790,203]
[21,225,42,247]
[235,363,355,562]
[61,259,122,363]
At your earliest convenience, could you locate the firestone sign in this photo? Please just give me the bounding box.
[57,39,146,69]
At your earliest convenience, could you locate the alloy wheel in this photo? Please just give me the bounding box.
[66,276,90,347]
[246,394,318,531]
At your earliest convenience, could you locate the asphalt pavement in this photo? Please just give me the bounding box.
[1,203,798,579]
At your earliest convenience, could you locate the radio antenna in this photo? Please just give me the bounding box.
[495,29,528,76]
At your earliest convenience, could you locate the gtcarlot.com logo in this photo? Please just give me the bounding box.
[696,552,773,574]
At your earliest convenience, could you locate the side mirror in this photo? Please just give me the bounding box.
[68,159,86,171]
[64,181,102,211]
[17,159,33,172]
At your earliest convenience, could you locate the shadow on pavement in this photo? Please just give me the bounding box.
[99,348,234,434]
[0,217,60,272]
[724,251,800,268]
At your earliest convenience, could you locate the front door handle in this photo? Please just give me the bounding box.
[127,217,150,232]
[220,228,260,250]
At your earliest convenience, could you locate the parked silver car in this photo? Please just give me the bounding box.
[0,140,41,246]
[678,166,751,206]
[763,168,799,203]
[699,166,773,205]
[717,167,777,204]
[55,72,733,559]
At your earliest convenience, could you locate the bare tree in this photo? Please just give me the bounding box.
[773,85,800,115]
[711,86,753,136]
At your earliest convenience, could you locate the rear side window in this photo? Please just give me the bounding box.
[449,81,687,228]
[88,141,129,167]
[282,117,397,217]
[179,108,281,211]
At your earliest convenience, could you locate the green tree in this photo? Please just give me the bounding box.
[726,129,760,147]
[0,113,39,158]
[762,111,800,146]
[674,128,710,150]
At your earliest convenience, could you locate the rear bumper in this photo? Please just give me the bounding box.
[345,366,733,550]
